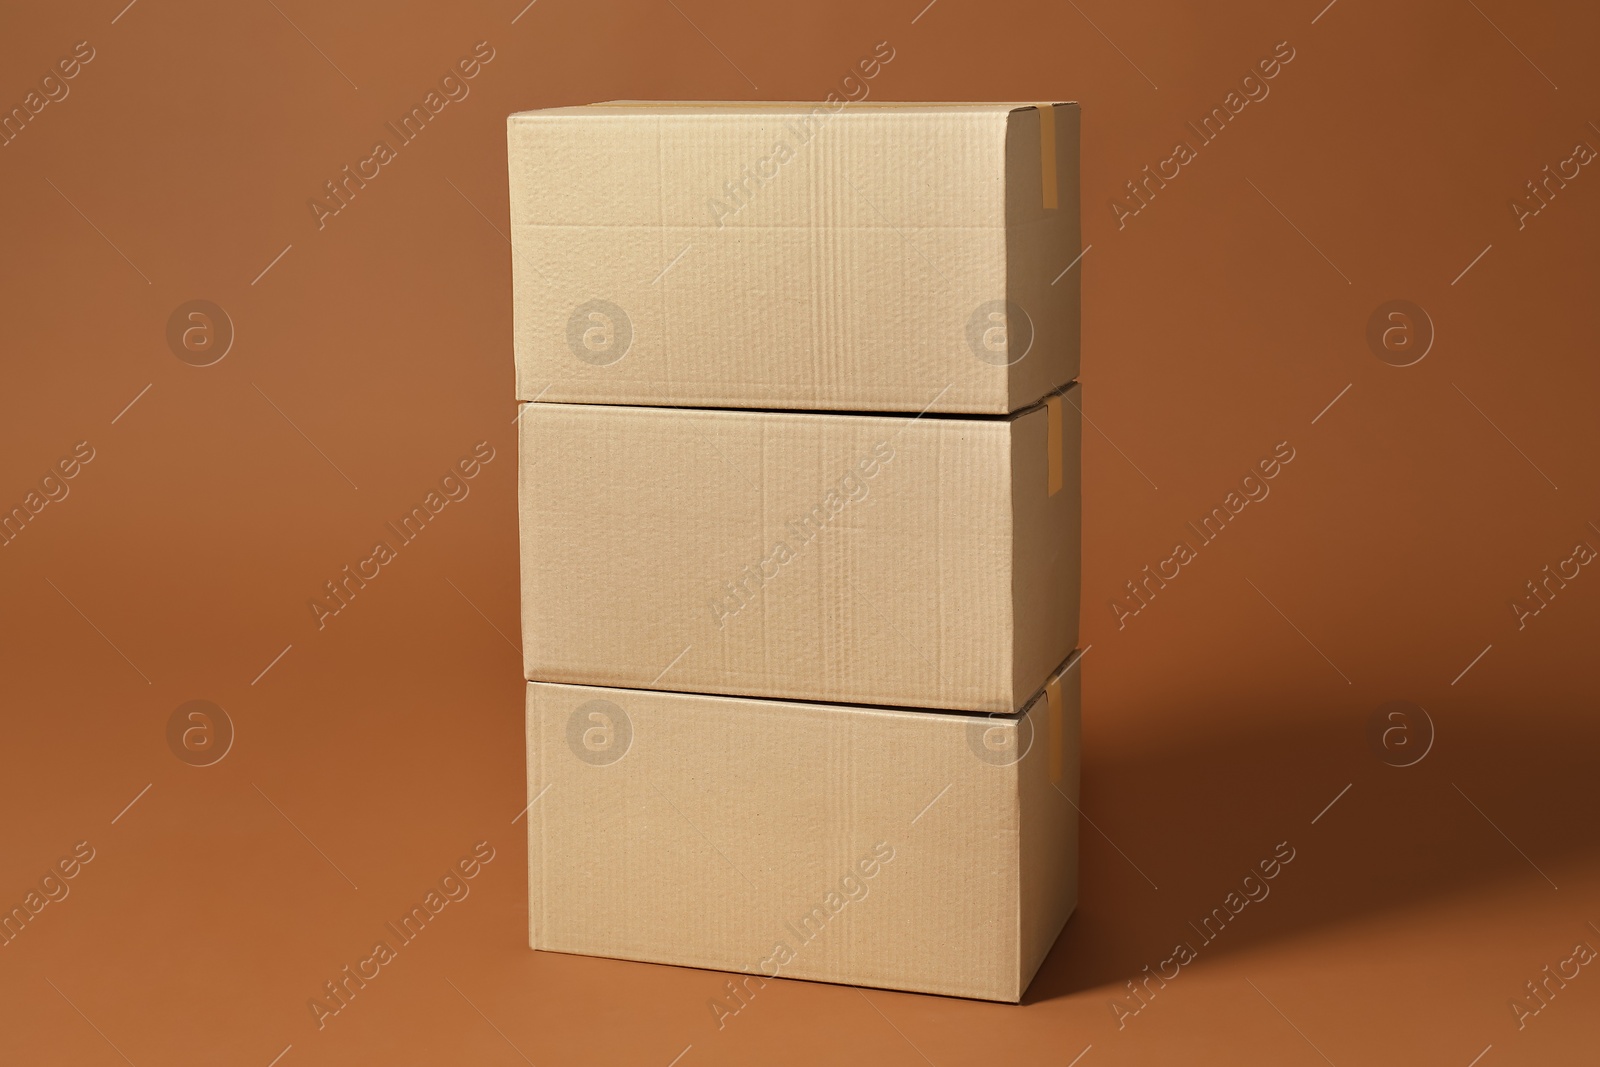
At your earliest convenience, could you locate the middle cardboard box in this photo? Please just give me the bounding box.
[519,384,1081,715]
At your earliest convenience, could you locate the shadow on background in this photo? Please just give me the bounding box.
[1024,689,1600,1004]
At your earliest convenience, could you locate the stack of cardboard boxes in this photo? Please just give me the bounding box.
[507,101,1082,1002]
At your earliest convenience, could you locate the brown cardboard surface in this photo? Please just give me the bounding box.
[525,653,1081,1002]
[507,101,1079,413]
[518,385,1081,714]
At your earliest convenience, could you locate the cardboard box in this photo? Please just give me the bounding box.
[524,652,1081,1002]
[507,101,1080,414]
[518,385,1081,714]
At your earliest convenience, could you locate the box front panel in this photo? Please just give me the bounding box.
[509,107,1058,413]
[520,402,1019,712]
[526,681,1030,1001]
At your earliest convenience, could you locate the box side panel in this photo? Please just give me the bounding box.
[518,406,539,683]
[527,681,1024,1000]
[1005,104,1081,410]
[1016,653,1082,995]
[508,110,1017,412]
[1009,384,1082,704]
[520,403,1017,712]
[526,683,543,949]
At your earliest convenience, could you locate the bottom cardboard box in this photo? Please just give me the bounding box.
[524,653,1081,1003]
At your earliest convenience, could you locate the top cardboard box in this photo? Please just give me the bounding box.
[507,102,1080,414]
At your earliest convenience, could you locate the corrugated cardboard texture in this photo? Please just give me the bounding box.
[507,102,1079,414]
[518,385,1081,714]
[525,654,1080,1002]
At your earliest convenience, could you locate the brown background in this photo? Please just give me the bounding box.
[2,0,1597,1063]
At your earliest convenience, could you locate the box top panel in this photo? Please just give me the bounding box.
[510,100,1079,120]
